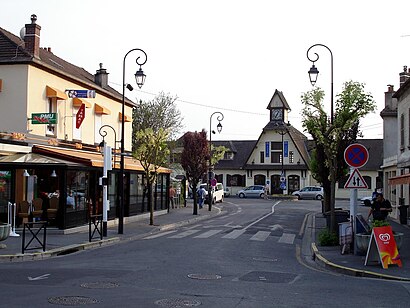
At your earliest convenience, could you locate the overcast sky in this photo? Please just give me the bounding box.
[2,0,410,141]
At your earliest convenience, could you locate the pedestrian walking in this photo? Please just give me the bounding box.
[197,186,206,209]
[169,185,176,209]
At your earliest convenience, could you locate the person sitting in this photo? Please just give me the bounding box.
[368,192,392,221]
[66,191,75,208]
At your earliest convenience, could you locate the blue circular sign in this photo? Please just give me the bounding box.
[344,143,369,168]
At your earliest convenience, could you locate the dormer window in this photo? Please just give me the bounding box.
[224,152,234,160]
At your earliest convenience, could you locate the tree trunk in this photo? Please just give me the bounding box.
[148,180,154,225]
[192,181,198,215]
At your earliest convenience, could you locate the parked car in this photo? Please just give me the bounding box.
[360,196,373,206]
[237,185,265,198]
[199,183,224,204]
[292,186,324,200]
[224,187,231,197]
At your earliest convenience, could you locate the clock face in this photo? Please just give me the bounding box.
[272,109,282,120]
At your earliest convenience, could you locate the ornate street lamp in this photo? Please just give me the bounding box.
[306,43,333,124]
[120,49,147,234]
[208,111,224,211]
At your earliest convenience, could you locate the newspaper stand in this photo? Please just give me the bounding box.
[339,221,352,255]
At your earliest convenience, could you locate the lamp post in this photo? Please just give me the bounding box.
[306,43,333,124]
[306,43,337,230]
[275,122,289,193]
[208,111,224,211]
[119,48,147,234]
[98,124,119,236]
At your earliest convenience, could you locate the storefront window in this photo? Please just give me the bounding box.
[66,171,88,212]
[0,170,11,220]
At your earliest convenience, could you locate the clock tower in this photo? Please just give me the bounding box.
[266,89,291,123]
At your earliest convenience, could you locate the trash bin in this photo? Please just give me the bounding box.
[399,205,409,225]
[324,210,350,234]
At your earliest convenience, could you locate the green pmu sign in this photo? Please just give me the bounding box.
[31,113,58,124]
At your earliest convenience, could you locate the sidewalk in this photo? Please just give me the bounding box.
[0,202,222,262]
[311,212,410,281]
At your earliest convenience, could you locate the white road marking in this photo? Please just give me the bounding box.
[250,231,271,241]
[193,229,223,238]
[243,201,281,230]
[222,229,247,239]
[278,233,296,244]
[28,274,50,281]
[143,230,177,239]
[169,230,201,238]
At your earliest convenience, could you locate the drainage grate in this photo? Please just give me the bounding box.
[154,298,201,307]
[48,296,99,306]
[187,273,221,280]
[80,281,119,289]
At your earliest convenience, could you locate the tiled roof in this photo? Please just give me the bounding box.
[0,26,131,105]
[213,140,257,169]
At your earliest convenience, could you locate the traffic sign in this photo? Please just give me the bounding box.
[210,178,217,187]
[344,143,369,168]
[67,89,96,98]
[344,169,368,189]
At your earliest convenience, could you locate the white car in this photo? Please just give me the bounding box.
[199,183,224,204]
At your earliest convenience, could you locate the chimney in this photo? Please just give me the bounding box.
[399,65,410,87]
[94,63,109,88]
[24,14,41,59]
[385,84,397,110]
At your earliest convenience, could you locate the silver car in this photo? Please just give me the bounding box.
[237,185,265,198]
[292,186,324,200]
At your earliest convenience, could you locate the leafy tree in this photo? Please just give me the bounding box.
[211,145,228,166]
[301,81,376,232]
[132,91,183,150]
[180,130,209,215]
[133,128,170,225]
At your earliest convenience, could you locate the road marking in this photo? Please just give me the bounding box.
[243,201,281,230]
[222,229,247,239]
[193,229,223,238]
[278,233,296,244]
[143,230,176,239]
[28,274,50,281]
[250,231,271,241]
[169,230,201,238]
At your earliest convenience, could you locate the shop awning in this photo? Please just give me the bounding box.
[32,145,171,173]
[119,112,132,122]
[0,153,81,166]
[46,86,68,100]
[72,97,92,108]
[95,103,111,115]
[388,174,410,185]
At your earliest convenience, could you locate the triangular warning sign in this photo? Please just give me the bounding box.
[344,168,368,189]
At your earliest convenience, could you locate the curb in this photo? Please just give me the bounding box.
[311,243,410,281]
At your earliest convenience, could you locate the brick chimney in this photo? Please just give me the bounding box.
[385,84,397,110]
[94,63,109,88]
[399,65,410,87]
[24,14,41,59]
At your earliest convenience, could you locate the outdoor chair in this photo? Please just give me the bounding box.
[31,198,43,220]
[47,196,58,220]
[17,200,30,225]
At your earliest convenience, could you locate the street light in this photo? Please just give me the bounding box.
[120,48,147,234]
[208,111,224,211]
[306,43,337,229]
[306,43,333,124]
[274,122,290,193]
[99,124,119,236]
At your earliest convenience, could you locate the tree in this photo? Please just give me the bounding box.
[301,81,376,232]
[132,91,183,149]
[133,128,170,225]
[180,130,209,215]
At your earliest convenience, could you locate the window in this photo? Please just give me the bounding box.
[95,115,102,144]
[73,108,82,140]
[215,174,223,184]
[223,152,234,160]
[400,113,405,150]
[260,151,264,163]
[271,152,281,163]
[338,175,348,188]
[289,151,294,163]
[254,174,266,185]
[227,174,245,186]
[363,176,371,189]
[46,98,57,136]
[270,142,282,150]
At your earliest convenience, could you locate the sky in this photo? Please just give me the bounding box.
[2,0,410,141]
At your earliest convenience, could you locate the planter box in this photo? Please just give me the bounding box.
[355,232,403,254]
[0,223,10,241]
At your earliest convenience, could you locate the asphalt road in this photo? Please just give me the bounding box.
[0,198,409,307]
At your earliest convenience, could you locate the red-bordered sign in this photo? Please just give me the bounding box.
[344,143,369,168]
[76,103,85,129]
[344,169,368,189]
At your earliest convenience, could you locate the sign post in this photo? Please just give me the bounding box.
[76,103,86,129]
[344,143,369,255]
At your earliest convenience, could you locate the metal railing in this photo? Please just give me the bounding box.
[89,214,103,242]
[22,221,47,254]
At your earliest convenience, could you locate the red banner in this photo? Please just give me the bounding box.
[76,103,85,129]
[365,226,402,269]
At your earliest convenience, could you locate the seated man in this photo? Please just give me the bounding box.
[66,191,75,208]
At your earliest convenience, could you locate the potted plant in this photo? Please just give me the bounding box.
[355,220,403,254]
[0,222,10,241]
